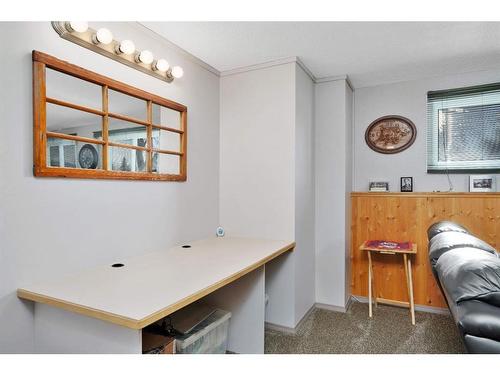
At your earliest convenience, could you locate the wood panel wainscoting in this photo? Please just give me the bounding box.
[351,192,500,308]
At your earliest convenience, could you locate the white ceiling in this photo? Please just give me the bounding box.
[142,22,500,88]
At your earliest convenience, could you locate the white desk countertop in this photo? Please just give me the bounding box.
[18,237,295,329]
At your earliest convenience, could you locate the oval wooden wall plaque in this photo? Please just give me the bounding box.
[365,115,417,154]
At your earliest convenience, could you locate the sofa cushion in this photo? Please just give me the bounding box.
[429,231,497,267]
[427,221,468,240]
[463,334,500,354]
[436,248,500,307]
[457,300,500,343]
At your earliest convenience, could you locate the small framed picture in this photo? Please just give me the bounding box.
[400,177,413,192]
[369,181,389,192]
[469,175,495,192]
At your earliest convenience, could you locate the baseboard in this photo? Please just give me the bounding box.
[266,295,449,336]
[265,303,316,334]
[314,301,349,313]
[266,293,450,335]
[351,295,450,315]
[345,296,353,311]
[265,321,296,334]
[294,304,316,331]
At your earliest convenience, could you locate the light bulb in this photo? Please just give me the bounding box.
[65,21,88,33]
[153,59,169,73]
[116,40,135,55]
[136,50,154,65]
[171,66,184,79]
[92,28,113,45]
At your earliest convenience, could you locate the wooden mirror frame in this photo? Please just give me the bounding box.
[33,50,187,181]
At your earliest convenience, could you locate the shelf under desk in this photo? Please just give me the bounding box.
[17,237,295,353]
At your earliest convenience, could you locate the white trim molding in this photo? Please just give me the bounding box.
[296,57,316,82]
[221,56,302,77]
[315,74,354,91]
[219,56,317,83]
[219,55,352,89]
[265,300,353,334]
[266,295,449,336]
[315,299,352,313]
[265,321,296,334]
[265,303,316,334]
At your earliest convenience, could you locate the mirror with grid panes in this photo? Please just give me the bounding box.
[33,51,187,181]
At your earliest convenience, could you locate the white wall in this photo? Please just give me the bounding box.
[219,63,296,327]
[0,22,220,353]
[219,64,296,241]
[314,79,353,308]
[344,83,354,305]
[219,62,316,328]
[354,68,500,192]
[294,64,315,323]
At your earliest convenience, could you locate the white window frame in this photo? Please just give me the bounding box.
[427,86,500,172]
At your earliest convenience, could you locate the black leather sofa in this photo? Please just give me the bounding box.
[428,221,500,353]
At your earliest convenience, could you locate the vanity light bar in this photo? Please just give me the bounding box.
[52,21,184,83]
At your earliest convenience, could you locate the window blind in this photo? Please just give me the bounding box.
[427,83,500,173]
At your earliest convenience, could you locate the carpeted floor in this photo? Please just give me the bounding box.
[265,301,466,354]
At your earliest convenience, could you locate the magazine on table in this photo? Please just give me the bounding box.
[365,240,411,250]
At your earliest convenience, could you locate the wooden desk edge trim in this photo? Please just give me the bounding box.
[17,241,296,330]
[16,288,140,329]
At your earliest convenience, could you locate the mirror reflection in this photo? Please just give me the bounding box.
[46,137,102,170]
[104,118,148,147]
[109,146,147,172]
[46,103,102,136]
[152,128,181,152]
[152,103,181,129]
[152,153,180,174]
[108,89,147,121]
[46,68,102,110]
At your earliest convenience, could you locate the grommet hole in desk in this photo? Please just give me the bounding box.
[111,263,125,268]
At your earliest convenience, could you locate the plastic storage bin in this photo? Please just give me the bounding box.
[175,309,231,354]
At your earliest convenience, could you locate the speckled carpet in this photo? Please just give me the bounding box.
[265,301,465,354]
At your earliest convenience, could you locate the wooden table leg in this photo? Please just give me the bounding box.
[403,254,416,325]
[372,257,377,307]
[368,251,373,318]
[403,253,410,299]
[407,256,416,325]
